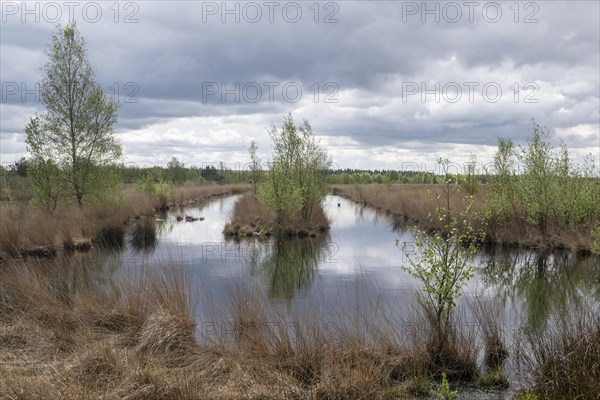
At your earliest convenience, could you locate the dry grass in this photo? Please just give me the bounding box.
[332,184,596,250]
[0,258,437,399]
[331,184,484,228]
[470,298,509,371]
[208,283,439,398]
[1,254,597,398]
[517,305,600,400]
[223,194,276,235]
[122,185,157,217]
[403,298,479,382]
[0,184,250,260]
[224,194,330,237]
[0,258,201,399]
[138,308,196,359]
[173,184,250,206]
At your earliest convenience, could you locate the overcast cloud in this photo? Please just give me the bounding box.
[1,0,599,171]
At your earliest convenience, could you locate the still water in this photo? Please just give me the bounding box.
[126,194,599,323]
[31,193,599,395]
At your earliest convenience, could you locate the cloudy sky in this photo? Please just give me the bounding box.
[1,1,599,171]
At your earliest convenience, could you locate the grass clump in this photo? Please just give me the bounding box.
[471,297,509,372]
[517,305,600,400]
[71,346,122,388]
[137,308,196,359]
[476,367,509,388]
[388,376,432,398]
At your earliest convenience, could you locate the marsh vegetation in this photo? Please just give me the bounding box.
[1,24,599,400]
[225,113,332,237]
[2,193,599,399]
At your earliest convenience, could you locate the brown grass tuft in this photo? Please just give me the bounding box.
[405,297,479,382]
[71,346,122,388]
[518,305,600,399]
[471,298,509,370]
[138,308,196,359]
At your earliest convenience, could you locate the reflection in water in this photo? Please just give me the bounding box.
[480,247,600,334]
[354,203,366,223]
[129,220,158,251]
[155,216,176,236]
[389,214,410,233]
[23,194,598,348]
[16,251,123,305]
[9,193,600,394]
[251,235,331,300]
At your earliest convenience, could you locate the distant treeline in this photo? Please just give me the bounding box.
[2,156,487,190]
[324,168,488,185]
[2,157,230,186]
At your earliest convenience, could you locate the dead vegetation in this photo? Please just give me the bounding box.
[0,256,482,400]
[332,184,596,250]
[223,194,330,237]
[1,254,597,399]
[331,184,483,227]
[516,304,600,400]
[0,184,250,260]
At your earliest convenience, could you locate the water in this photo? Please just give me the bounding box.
[131,194,599,315]
[125,195,423,323]
[42,193,600,394]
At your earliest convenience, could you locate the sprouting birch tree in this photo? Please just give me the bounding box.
[25,22,122,210]
[259,113,331,228]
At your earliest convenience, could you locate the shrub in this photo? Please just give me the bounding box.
[135,171,175,210]
[257,113,332,230]
[486,121,600,246]
[400,159,484,328]
[137,308,195,359]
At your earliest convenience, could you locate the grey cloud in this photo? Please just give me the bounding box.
[1,1,598,167]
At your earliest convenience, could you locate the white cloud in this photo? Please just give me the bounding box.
[1,1,598,168]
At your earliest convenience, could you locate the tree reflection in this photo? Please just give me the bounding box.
[479,247,600,334]
[129,220,158,251]
[255,235,330,300]
[15,251,123,307]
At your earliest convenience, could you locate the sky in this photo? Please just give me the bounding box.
[1,0,599,173]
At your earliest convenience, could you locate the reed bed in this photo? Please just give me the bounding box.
[0,184,250,260]
[332,184,596,250]
[0,254,597,399]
